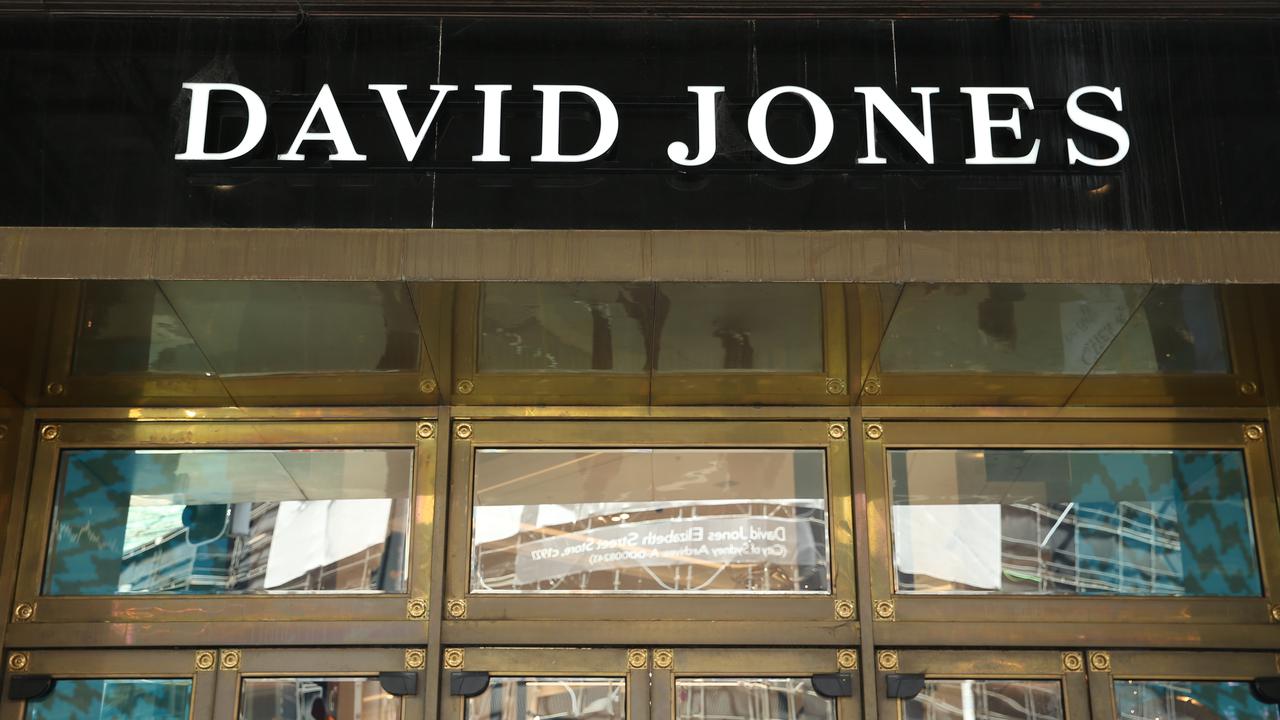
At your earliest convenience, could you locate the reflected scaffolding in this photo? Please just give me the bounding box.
[465,677,625,720]
[903,679,1063,720]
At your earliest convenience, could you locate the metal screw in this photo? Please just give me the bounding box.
[40,425,60,441]
[825,378,848,395]
[863,377,882,396]
[455,423,474,440]
[865,424,884,440]
[419,379,438,395]
[44,382,65,397]
[456,379,475,395]
[828,423,847,440]
[417,423,435,440]
[1245,425,1265,442]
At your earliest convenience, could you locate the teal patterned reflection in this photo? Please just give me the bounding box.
[25,679,191,720]
[1115,681,1280,720]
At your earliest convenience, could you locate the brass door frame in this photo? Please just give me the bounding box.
[0,648,217,720]
[451,283,850,406]
[438,647,648,720]
[9,419,436,634]
[39,281,443,407]
[863,420,1280,632]
[651,648,863,720]
[873,650,1090,720]
[444,419,857,644]
[1086,650,1280,719]
[213,647,426,720]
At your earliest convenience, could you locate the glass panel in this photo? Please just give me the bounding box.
[73,282,210,376]
[24,678,192,720]
[160,281,422,375]
[1114,680,1280,720]
[890,449,1262,596]
[655,284,824,373]
[471,448,830,593]
[45,448,413,595]
[903,679,1063,720]
[878,284,1148,375]
[1092,286,1232,374]
[675,678,836,720]
[240,678,401,720]
[479,283,652,373]
[465,677,625,720]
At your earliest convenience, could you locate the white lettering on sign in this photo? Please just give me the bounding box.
[174,82,1131,168]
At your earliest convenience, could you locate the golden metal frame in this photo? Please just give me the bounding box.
[651,648,863,720]
[0,648,218,720]
[443,419,857,642]
[863,420,1280,633]
[8,419,436,637]
[1086,650,1280,719]
[873,650,1090,720]
[437,647,649,720]
[213,647,426,720]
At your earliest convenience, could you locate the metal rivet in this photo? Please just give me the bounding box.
[194,651,216,671]
[828,423,847,440]
[0,425,8,441]
[456,379,475,395]
[834,599,855,620]
[220,650,241,670]
[1089,652,1111,672]
[1245,425,1265,442]
[406,598,428,619]
[1062,652,1084,673]
[1270,605,1280,623]
[653,649,674,669]
[865,423,884,440]
[876,650,899,671]
[404,649,426,670]
[419,379,438,395]
[417,423,435,440]
[1241,380,1260,396]
[13,602,35,621]
[825,378,847,395]
[40,425,60,441]
[7,652,29,672]
[44,382,65,397]
[455,423,474,440]
[627,649,649,669]
[837,649,858,670]
[863,377,882,396]
[873,599,895,621]
[446,598,467,619]
[443,648,465,669]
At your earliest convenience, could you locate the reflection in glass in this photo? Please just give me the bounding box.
[1115,680,1280,720]
[1093,286,1231,374]
[676,678,835,720]
[471,449,830,593]
[903,679,1063,720]
[465,677,625,720]
[479,283,652,373]
[655,284,823,373]
[890,449,1262,596]
[878,284,1149,375]
[45,448,413,595]
[240,678,401,720]
[73,282,208,376]
[24,678,192,720]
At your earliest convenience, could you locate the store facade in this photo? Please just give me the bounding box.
[3,4,1280,720]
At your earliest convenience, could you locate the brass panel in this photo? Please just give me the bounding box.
[863,420,1280,626]
[874,650,1089,720]
[1,620,432,648]
[871,621,1280,650]
[444,419,856,625]
[652,648,861,720]
[440,620,857,647]
[0,649,217,720]
[11,419,437,627]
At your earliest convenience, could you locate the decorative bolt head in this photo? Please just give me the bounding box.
[406,598,428,619]
[0,425,8,441]
[1241,380,1260,396]
[417,423,435,440]
[45,382,65,397]
[1270,605,1280,623]
[653,649,674,669]
[456,379,475,395]
[829,423,847,440]
[834,599,856,620]
[8,652,29,672]
[1245,425,1265,442]
[873,599,895,621]
[404,649,426,670]
[1062,652,1084,673]
[863,377,882,396]
[455,423,474,440]
[419,379,438,395]
[195,651,217,671]
[40,425,60,441]
[446,598,467,619]
[443,648,465,669]
[865,424,884,440]
[13,602,35,621]
[825,378,848,395]
[877,650,899,671]
[1089,652,1111,672]
[837,649,858,670]
[627,649,649,669]
[220,650,241,670]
